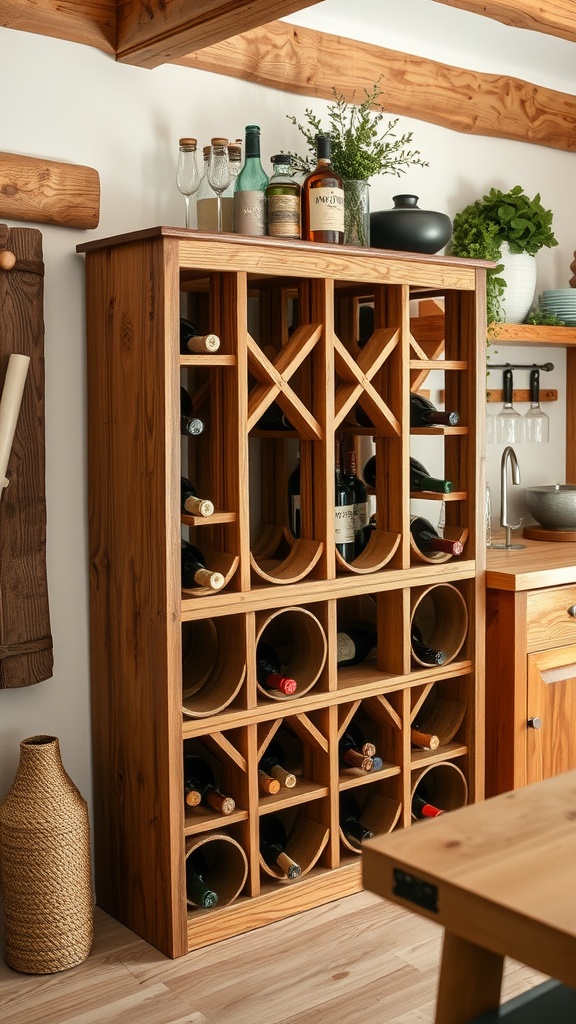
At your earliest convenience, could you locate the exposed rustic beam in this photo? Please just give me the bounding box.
[432,0,576,45]
[0,0,116,53]
[178,20,576,153]
[0,152,100,229]
[115,0,318,69]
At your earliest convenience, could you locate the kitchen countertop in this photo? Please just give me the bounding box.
[486,536,576,591]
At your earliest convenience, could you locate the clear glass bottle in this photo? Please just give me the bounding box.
[234,125,269,236]
[301,134,344,244]
[265,154,301,239]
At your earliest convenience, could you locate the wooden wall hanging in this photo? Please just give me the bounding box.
[0,153,100,230]
[0,224,53,688]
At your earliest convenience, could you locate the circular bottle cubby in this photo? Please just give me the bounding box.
[339,787,402,854]
[185,832,248,910]
[410,583,468,667]
[410,761,468,820]
[182,617,246,718]
[259,808,329,882]
[255,606,327,701]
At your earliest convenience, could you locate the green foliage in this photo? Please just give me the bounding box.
[448,185,558,325]
[524,305,565,326]
[285,83,429,181]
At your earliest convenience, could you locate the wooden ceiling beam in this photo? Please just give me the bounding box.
[0,0,116,53]
[178,20,576,153]
[115,1,318,69]
[431,0,576,45]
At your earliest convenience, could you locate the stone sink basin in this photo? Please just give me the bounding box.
[525,484,576,530]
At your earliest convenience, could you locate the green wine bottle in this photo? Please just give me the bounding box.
[233,125,269,236]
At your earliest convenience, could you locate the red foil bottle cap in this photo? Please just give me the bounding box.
[267,673,297,695]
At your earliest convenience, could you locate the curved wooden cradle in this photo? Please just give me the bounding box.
[182,617,246,718]
[259,812,329,881]
[255,606,327,701]
[410,582,469,667]
[339,791,402,854]
[181,547,239,598]
[185,833,248,909]
[411,761,468,819]
[335,529,401,575]
[250,524,323,584]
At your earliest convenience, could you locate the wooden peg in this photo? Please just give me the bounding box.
[0,250,16,270]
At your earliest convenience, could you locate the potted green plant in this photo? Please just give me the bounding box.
[448,185,557,325]
[286,82,429,246]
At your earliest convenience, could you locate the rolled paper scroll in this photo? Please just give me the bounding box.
[0,353,30,492]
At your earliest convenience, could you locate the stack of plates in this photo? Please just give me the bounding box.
[540,289,576,325]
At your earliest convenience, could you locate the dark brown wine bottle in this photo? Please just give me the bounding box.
[183,755,235,815]
[411,728,440,750]
[410,515,463,556]
[181,476,214,518]
[180,387,204,437]
[260,815,301,878]
[256,641,297,696]
[411,623,446,666]
[340,791,374,847]
[412,789,444,819]
[181,541,224,591]
[186,848,218,908]
[410,392,459,427]
[301,134,344,244]
[339,731,373,772]
[180,317,220,354]
[259,740,297,790]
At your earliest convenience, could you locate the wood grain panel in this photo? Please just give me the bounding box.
[115,0,317,67]
[0,0,116,52]
[178,20,576,153]
[433,0,576,44]
[0,152,100,230]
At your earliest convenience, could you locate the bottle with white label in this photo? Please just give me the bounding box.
[301,134,344,244]
[233,125,268,236]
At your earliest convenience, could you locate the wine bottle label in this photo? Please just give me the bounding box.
[267,194,301,238]
[337,632,356,663]
[197,197,219,232]
[334,504,355,544]
[234,190,266,235]
[353,501,369,532]
[309,187,345,233]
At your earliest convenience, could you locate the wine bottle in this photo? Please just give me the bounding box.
[340,791,374,847]
[256,640,297,696]
[410,392,459,427]
[410,457,453,494]
[410,515,463,557]
[183,755,235,814]
[346,721,376,757]
[411,728,440,750]
[343,447,370,556]
[412,788,444,819]
[362,455,376,489]
[334,438,355,562]
[266,154,301,239]
[233,125,268,236]
[411,623,446,666]
[186,848,218,908]
[255,402,294,431]
[301,134,344,245]
[336,623,377,667]
[181,476,214,518]
[260,815,301,878]
[339,731,373,772]
[180,317,220,355]
[288,458,301,538]
[181,541,225,592]
[180,386,204,437]
[259,739,297,790]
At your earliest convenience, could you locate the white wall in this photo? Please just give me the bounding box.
[1,26,575,814]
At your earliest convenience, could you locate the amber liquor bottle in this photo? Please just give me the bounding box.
[301,134,344,244]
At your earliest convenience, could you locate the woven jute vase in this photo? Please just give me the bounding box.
[0,735,94,973]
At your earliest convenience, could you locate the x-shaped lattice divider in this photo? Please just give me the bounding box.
[334,327,401,435]
[247,323,323,439]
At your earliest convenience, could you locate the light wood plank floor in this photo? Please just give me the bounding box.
[1,893,547,1024]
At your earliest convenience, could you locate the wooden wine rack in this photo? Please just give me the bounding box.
[77,227,487,959]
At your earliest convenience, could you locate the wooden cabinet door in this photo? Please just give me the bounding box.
[526,645,576,784]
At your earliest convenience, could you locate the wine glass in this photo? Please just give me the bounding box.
[495,368,522,443]
[207,138,232,232]
[523,368,549,443]
[176,138,200,229]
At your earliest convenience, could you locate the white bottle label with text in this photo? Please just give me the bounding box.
[309,187,345,233]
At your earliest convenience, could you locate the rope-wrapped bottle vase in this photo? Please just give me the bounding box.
[0,735,93,973]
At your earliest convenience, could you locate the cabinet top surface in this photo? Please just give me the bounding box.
[75,225,492,270]
[486,537,576,591]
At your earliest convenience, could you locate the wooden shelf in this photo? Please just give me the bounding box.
[79,228,486,959]
[487,323,576,346]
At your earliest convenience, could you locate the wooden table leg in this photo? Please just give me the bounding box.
[434,931,504,1024]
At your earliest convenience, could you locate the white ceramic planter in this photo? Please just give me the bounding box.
[498,241,537,324]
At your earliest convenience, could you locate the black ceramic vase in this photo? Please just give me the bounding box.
[370,195,452,254]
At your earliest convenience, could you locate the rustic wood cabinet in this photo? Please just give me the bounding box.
[486,545,576,796]
[77,227,486,958]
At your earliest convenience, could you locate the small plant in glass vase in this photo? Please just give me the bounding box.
[286,82,429,246]
[448,185,557,326]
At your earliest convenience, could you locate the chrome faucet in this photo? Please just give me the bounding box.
[490,445,525,549]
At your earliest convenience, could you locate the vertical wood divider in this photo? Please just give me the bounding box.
[311,277,334,580]
[245,722,261,896]
[223,269,251,591]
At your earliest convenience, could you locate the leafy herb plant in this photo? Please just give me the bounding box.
[449,185,558,324]
[285,83,429,181]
